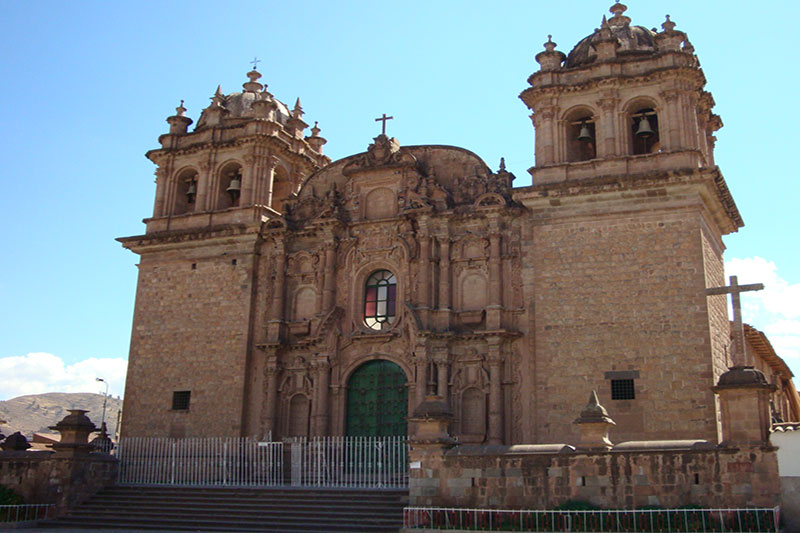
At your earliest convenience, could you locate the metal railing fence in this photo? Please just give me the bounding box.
[290,435,408,488]
[403,506,780,532]
[117,435,408,488]
[117,437,283,486]
[0,504,56,524]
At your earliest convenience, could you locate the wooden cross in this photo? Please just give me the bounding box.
[706,275,764,368]
[375,113,394,135]
[250,57,261,70]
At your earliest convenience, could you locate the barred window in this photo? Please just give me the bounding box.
[610,379,635,400]
[172,390,191,410]
[364,270,397,330]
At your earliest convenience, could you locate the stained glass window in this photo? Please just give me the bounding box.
[364,270,397,330]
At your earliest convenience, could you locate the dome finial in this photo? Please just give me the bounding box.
[243,67,263,93]
[662,14,677,32]
[544,34,556,52]
[176,99,187,117]
[608,1,630,26]
[499,157,506,171]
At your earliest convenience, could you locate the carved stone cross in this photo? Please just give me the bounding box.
[706,275,764,368]
[375,113,394,135]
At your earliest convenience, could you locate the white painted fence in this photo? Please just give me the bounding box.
[0,504,56,524]
[117,435,408,489]
[404,506,781,532]
[289,435,408,488]
[117,437,284,486]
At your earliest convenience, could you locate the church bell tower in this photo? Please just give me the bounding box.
[513,3,744,443]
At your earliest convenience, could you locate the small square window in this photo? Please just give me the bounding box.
[172,390,191,410]
[611,379,635,400]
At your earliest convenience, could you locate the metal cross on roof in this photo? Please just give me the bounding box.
[250,57,261,70]
[706,275,764,368]
[375,113,394,135]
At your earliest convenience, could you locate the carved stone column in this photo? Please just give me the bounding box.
[415,348,429,408]
[263,355,280,438]
[488,229,502,329]
[536,106,556,165]
[195,160,212,212]
[312,356,331,436]
[267,242,286,342]
[435,356,448,401]
[240,154,256,206]
[322,242,337,311]
[265,156,279,209]
[659,89,681,152]
[487,339,504,444]
[153,167,168,217]
[597,96,619,158]
[418,236,431,310]
[437,238,451,310]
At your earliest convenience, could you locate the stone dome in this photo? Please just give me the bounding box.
[564,2,659,69]
[221,91,291,123]
[565,24,656,68]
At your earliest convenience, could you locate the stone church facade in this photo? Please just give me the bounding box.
[119,3,788,446]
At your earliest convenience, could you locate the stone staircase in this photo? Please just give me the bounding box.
[40,485,408,531]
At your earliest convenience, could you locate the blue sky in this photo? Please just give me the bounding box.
[1,1,798,399]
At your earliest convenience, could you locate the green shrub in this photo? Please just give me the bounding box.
[555,499,600,511]
[0,484,23,505]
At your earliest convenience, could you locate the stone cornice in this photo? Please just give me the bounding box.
[146,131,327,170]
[522,65,706,109]
[514,166,742,234]
[118,223,260,254]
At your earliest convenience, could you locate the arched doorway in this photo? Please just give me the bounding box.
[346,360,408,436]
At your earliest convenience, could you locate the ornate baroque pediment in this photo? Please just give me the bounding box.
[342,135,418,176]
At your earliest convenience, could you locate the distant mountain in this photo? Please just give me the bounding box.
[0,392,122,440]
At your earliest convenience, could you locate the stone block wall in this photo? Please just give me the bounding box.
[122,234,259,438]
[409,443,780,510]
[0,451,117,513]
[525,209,720,444]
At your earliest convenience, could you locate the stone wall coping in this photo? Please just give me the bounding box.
[440,440,731,458]
[0,450,53,459]
[445,444,575,456]
[612,439,715,451]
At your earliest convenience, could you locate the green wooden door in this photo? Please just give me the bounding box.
[346,360,408,436]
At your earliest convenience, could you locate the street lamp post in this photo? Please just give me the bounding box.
[96,377,108,429]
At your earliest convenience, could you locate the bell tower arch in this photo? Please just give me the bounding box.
[520,2,721,185]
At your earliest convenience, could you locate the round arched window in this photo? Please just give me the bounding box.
[364,270,397,330]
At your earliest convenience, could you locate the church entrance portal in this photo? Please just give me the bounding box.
[346,360,408,436]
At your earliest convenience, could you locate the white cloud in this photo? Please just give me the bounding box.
[725,257,800,374]
[0,353,126,401]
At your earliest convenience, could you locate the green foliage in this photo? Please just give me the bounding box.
[554,499,600,511]
[0,484,23,505]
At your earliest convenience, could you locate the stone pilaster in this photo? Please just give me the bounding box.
[487,339,504,444]
[322,242,337,311]
[312,356,331,436]
[267,242,286,342]
[262,355,280,438]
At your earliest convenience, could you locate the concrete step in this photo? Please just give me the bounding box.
[41,485,407,532]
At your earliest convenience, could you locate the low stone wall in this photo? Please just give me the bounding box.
[409,441,780,510]
[0,450,118,513]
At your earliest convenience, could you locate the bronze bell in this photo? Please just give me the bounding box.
[635,115,655,138]
[186,181,197,203]
[226,173,241,201]
[577,121,593,142]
